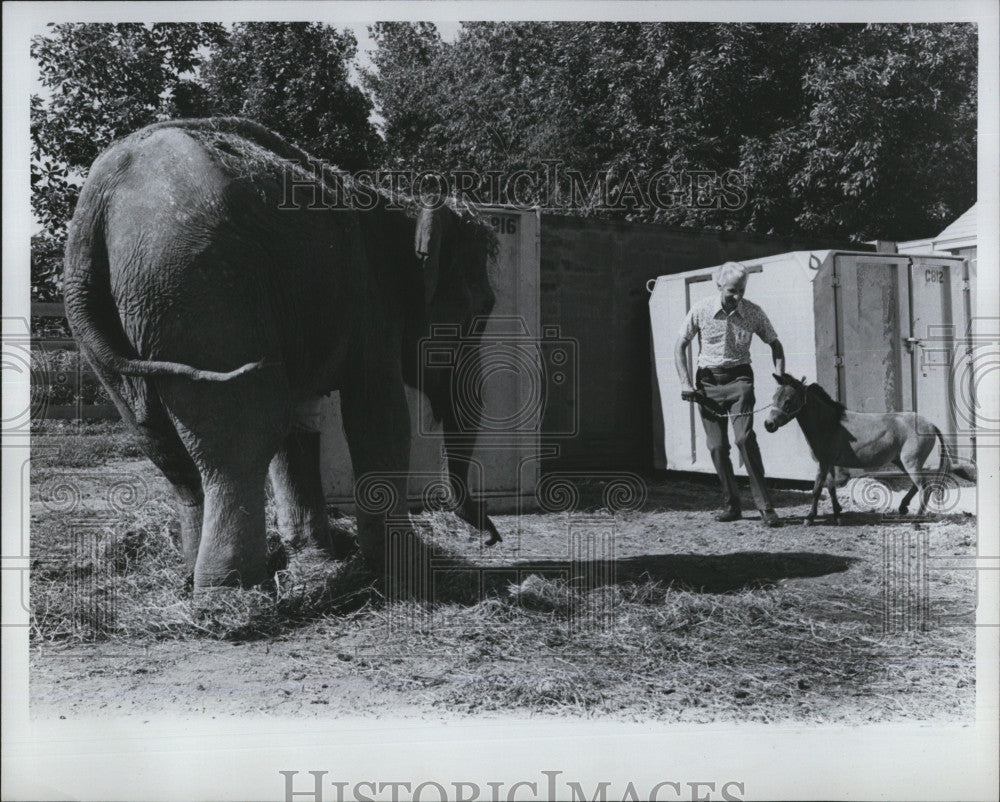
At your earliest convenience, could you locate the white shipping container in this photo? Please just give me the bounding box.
[649,250,975,482]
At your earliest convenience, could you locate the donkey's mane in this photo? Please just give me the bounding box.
[806,382,847,420]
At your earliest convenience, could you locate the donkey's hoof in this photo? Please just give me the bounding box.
[803,517,815,526]
[898,505,909,516]
[831,516,842,526]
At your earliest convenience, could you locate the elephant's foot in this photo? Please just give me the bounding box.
[479,515,503,546]
[363,529,436,603]
[313,526,358,561]
[276,510,328,550]
[192,556,271,598]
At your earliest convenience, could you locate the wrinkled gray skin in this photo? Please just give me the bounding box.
[64,118,498,595]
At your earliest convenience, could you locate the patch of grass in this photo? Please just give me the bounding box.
[30,500,379,644]
[32,421,144,468]
[27,436,977,722]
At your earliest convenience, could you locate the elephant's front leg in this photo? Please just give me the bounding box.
[434,351,501,545]
[442,417,501,546]
[269,421,356,560]
[341,368,422,594]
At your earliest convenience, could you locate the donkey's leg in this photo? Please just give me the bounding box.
[825,472,842,525]
[893,457,925,517]
[805,464,829,525]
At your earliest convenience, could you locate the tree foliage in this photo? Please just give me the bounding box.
[30,23,226,240]
[29,21,978,301]
[30,21,381,299]
[366,22,977,241]
[202,23,381,170]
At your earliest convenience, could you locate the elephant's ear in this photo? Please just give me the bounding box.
[414,206,446,306]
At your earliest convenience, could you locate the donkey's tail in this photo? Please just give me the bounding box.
[935,428,977,483]
[63,143,267,383]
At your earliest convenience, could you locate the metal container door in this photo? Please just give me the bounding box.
[906,255,962,445]
[833,255,913,413]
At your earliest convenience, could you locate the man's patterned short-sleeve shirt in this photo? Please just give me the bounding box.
[679,296,779,368]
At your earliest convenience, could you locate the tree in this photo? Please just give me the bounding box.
[29,21,381,300]
[30,22,227,242]
[361,23,445,170]
[202,22,381,170]
[365,22,977,241]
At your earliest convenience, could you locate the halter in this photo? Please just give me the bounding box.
[770,387,808,423]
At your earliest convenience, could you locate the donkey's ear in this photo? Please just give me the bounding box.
[801,376,807,385]
[773,373,787,384]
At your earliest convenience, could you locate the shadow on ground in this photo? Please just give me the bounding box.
[427,550,856,602]
[566,472,812,513]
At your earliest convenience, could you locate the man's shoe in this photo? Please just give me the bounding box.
[762,509,782,528]
[714,508,742,522]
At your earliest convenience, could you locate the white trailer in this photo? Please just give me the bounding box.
[649,250,975,481]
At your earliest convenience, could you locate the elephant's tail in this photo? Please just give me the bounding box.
[62,147,267,383]
[934,427,977,483]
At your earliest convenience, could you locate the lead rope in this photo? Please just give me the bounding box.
[699,400,775,421]
[693,396,804,421]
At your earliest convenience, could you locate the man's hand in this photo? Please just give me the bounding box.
[681,386,699,402]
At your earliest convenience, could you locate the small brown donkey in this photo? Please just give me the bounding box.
[764,374,976,525]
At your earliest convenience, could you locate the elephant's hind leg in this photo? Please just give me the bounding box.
[90,367,204,571]
[161,377,291,594]
[136,416,203,572]
[341,364,416,592]
[268,414,356,560]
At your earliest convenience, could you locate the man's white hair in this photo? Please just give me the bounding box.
[714,261,749,287]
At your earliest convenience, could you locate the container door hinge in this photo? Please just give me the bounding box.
[831,274,841,287]
[962,279,971,292]
[834,355,844,367]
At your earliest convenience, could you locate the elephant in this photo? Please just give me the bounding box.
[63,117,499,597]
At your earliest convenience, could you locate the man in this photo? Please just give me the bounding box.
[674,262,784,526]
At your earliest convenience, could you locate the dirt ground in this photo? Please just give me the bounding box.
[28,426,978,722]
